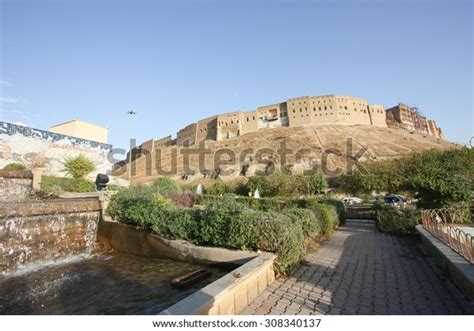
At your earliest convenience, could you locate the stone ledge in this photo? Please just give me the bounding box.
[97,219,258,266]
[0,198,101,218]
[416,225,474,300]
[160,253,275,315]
[0,170,33,179]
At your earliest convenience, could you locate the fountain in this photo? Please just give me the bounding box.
[0,171,230,315]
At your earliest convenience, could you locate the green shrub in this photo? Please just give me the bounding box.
[246,170,328,197]
[286,208,321,238]
[304,170,328,195]
[63,155,96,179]
[339,147,474,209]
[152,177,182,198]
[150,206,199,242]
[2,163,27,171]
[106,186,170,226]
[199,197,249,248]
[317,199,346,225]
[205,180,229,196]
[106,189,346,275]
[249,212,305,274]
[247,175,270,196]
[41,176,95,194]
[375,205,421,234]
[312,203,340,235]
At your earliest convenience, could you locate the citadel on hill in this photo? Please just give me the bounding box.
[110,93,450,183]
[140,94,443,150]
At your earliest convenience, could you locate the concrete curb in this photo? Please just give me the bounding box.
[160,253,276,315]
[416,225,474,300]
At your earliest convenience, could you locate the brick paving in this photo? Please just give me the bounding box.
[243,219,474,315]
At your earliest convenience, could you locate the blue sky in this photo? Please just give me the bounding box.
[1,0,472,152]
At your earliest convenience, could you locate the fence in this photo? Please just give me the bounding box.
[421,209,473,263]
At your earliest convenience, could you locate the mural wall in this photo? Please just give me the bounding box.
[0,122,113,179]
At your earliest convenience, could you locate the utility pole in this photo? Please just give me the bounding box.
[127,110,137,184]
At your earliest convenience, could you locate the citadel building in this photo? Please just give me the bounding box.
[174,94,388,146]
[121,94,443,170]
[146,94,441,148]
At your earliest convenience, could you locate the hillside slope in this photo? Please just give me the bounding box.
[118,124,458,184]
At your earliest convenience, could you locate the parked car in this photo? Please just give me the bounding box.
[383,195,406,207]
[369,195,384,204]
[341,196,363,205]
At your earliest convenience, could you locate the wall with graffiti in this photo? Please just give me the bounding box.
[0,122,113,179]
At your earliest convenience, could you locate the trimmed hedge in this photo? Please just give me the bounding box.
[106,188,345,274]
[374,205,421,234]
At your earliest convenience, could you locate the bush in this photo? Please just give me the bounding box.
[106,186,170,226]
[247,175,270,196]
[63,155,96,179]
[307,170,328,194]
[249,212,305,274]
[106,189,346,275]
[205,180,229,196]
[375,205,421,234]
[317,198,346,225]
[314,203,340,235]
[150,205,199,242]
[246,170,328,197]
[152,177,182,198]
[339,148,474,209]
[41,176,95,194]
[2,163,26,171]
[199,197,250,249]
[286,208,321,238]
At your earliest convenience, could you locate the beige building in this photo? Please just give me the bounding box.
[50,119,108,144]
[174,94,388,146]
[161,94,442,149]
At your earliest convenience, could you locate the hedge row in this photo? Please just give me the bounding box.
[196,194,346,223]
[374,205,421,235]
[106,188,345,274]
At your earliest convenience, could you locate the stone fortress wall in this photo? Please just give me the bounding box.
[141,94,442,151]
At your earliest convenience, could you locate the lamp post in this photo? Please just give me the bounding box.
[127,110,137,183]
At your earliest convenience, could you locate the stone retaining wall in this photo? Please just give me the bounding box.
[0,170,33,202]
[0,198,101,273]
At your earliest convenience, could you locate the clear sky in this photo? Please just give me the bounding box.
[1,0,472,152]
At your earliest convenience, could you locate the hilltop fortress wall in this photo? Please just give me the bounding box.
[172,94,412,147]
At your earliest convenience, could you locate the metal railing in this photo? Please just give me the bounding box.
[421,209,473,263]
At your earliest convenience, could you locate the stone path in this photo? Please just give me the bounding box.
[243,219,474,315]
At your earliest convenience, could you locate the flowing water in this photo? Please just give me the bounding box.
[0,252,230,314]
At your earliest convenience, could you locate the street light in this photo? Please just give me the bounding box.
[127,110,137,183]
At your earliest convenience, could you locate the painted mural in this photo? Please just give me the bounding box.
[0,122,113,179]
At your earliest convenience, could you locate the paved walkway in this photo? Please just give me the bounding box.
[243,220,474,315]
